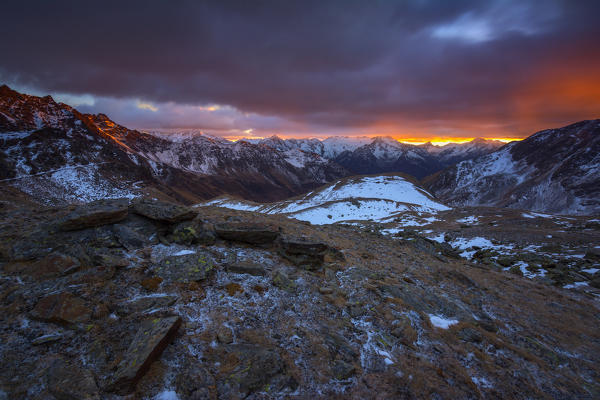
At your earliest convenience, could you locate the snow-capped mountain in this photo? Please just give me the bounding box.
[256,134,503,179]
[0,85,348,204]
[256,135,373,159]
[420,137,506,167]
[424,120,600,215]
[204,174,449,224]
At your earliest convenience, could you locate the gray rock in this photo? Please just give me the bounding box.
[132,198,197,223]
[226,261,266,276]
[215,222,279,244]
[59,198,129,231]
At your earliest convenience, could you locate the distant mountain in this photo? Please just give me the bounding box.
[255,135,504,179]
[424,120,600,215]
[0,85,348,204]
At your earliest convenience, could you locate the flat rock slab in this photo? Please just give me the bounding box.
[59,198,129,231]
[132,198,197,223]
[31,292,92,326]
[214,222,279,244]
[111,316,182,394]
[280,239,329,255]
[226,261,267,276]
[152,252,215,283]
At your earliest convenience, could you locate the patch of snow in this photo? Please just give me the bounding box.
[428,314,459,329]
[581,268,599,274]
[154,390,180,400]
[429,233,446,243]
[456,216,479,224]
[471,376,493,389]
[173,249,196,256]
[563,282,589,289]
[1,131,33,141]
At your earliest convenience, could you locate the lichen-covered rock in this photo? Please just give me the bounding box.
[30,292,92,326]
[59,198,129,231]
[272,270,295,291]
[214,222,279,244]
[132,198,197,223]
[110,316,182,394]
[168,219,216,246]
[151,252,216,283]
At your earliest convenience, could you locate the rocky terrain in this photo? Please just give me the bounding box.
[424,120,600,215]
[1,194,599,400]
[205,174,600,292]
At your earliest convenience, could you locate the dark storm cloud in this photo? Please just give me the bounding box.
[1,0,599,137]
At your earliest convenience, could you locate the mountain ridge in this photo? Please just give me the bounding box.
[424,119,600,215]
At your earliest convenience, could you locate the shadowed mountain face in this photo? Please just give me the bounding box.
[424,120,600,215]
[0,85,349,204]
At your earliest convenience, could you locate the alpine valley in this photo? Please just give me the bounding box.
[1,86,599,400]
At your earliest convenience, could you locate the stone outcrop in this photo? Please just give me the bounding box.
[110,316,182,394]
[59,198,129,231]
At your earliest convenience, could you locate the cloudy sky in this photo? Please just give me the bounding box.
[1,0,599,140]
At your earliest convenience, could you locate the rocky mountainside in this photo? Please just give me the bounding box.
[424,120,600,215]
[0,195,598,399]
[257,135,504,179]
[0,85,349,205]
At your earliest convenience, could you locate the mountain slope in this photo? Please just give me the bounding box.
[424,120,600,215]
[205,174,449,224]
[0,85,349,204]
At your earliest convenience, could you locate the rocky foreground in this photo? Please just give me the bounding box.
[0,197,599,399]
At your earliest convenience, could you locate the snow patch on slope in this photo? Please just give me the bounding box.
[202,175,449,225]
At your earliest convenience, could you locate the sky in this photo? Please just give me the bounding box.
[1,0,599,142]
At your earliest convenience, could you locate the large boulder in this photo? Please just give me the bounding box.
[279,237,329,270]
[59,198,129,231]
[110,316,182,394]
[214,222,279,244]
[30,292,92,326]
[132,198,197,223]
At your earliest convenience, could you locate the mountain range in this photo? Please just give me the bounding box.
[254,134,504,179]
[1,85,599,216]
